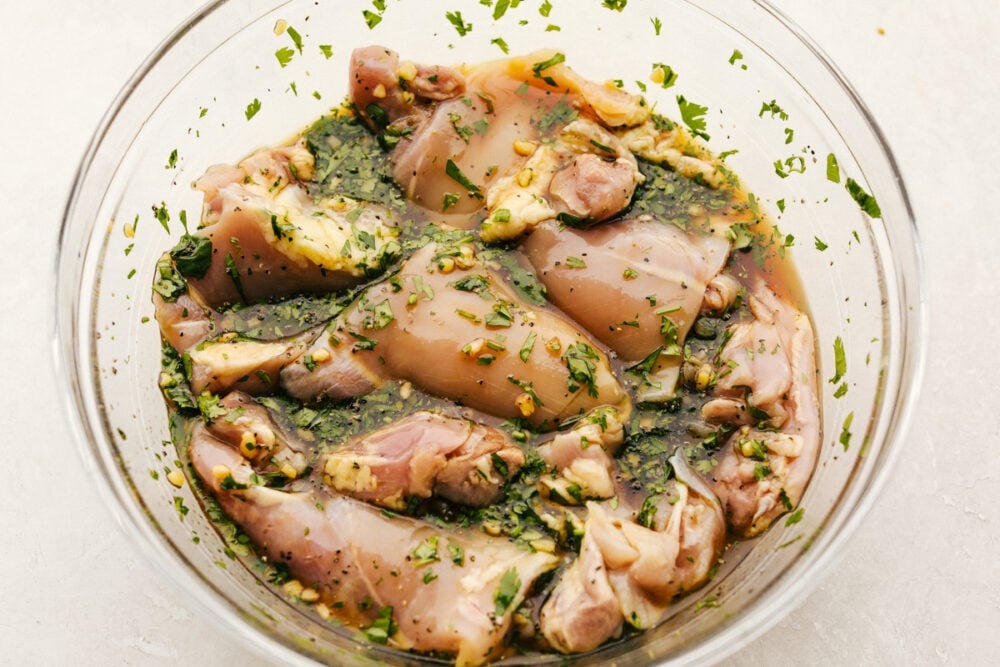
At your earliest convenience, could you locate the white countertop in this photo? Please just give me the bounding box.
[2,0,997,664]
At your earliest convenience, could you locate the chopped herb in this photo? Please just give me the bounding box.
[676,95,710,140]
[286,26,303,53]
[565,256,586,269]
[169,234,212,279]
[245,98,261,120]
[358,606,396,644]
[442,192,460,211]
[601,0,627,11]
[152,202,170,233]
[729,49,744,66]
[637,495,659,528]
[814,236,828,251]
[531,52,566,86]
[362,9,382,29]
[447,541,465,566]
[445,10,473,36]
[773,155,806,178]
[174,496,189,518]
[319,44,333,59]
[623,267,638,280]
[589,138,615,153]
[826,153,841,183]
[485,302,514,327]
[833,382,848,398]
[197,392,228,424]
[494,567,521,617]
[491,452,510,477]
[410,536,440,566]
[777,198,786,213]
[784,127,794,144]
[694,596,720,610]
[779,489,793,511]
[785,507,804,526]
[422,570,438,584]
[660,317,681,355]
[845,178,881,218]
[829,336,846,383]
[519,331,537,362]
[492,0,516,20]
[839,412,854,450]
[445,159,483,198]
[539,0,552,17]
[223,253,247,302]
[275,46,295,68]
[166,148,178,169]
[651,17,662,35]
[151,258,186,302]
[562,343,600,397]
[350,331,378,351]
[759,99,789,121]
[753,463,772,481]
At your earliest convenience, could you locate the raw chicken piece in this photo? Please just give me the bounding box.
[207,391,308,476]
[153,292,217,354]
[538,528,622,653]
[522,216,731,400]
[349,45,466,130]
[538,456,724,648]
[349,47,647,233]
[281,242,628,427]
[187,140,399,306]
[190,421,558,666]
[186,332,314,396]
[480,119,643,242]
[708,281,820,536]
[323,411,524,509]
[537,407,625,503]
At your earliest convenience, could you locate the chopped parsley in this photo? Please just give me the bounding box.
[169,234,212,279]
[410,536,440,566]
[358,606,396,644]
[362,9,382,29]
[828,336,846,384]
[845,178,882,218]
[445,10,473,36]
[494,567,520,617]
[531,52,566,86]
[519,331,537,362]
[676,95,710,140]
[447,541,465,566]
[839,412,854,450]
[562,343,600,397]
[759,99,789,121]
[785,507,804,526]
[244,98,261,120]
[275,46,294,68]
[445,159,483,198]
[826,153,841,183]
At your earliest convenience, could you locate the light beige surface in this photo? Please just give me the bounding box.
[1,0,997,664]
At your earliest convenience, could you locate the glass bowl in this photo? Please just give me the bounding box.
[55,0,925,665]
